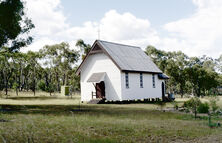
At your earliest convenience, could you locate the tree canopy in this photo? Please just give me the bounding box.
[146,45,222,97]
[0,0,34,51]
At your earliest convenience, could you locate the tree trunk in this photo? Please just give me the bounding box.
[19,62,23,91]
[181,88,184,98]
[16,86,18,96]
[45,73,49,89]
[33,66,36,96]
[5,81,8,96]
[62,73,65,85]
[3,71,9,96]
[16,75,19,96]
[56,72,60,92]
[64,71,68,86]
[49,72,52,96]
[194,105,197,119]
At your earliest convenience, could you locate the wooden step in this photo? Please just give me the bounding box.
[87,98,105,104]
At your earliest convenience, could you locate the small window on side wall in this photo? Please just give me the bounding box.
[152,74,155,88]
[140,73,143,88]
[125,72,129,88]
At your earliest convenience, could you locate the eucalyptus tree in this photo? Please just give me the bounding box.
[25,51,41,96]
[185,65,219,96]
[145,45,168,72]
[75,39,91,60]
[167,51,189,97]
[216,54,222,73]
[11,52,27,95]
[0,0,34,51]
[201,55,216,72]
[58,42,79,85]
[0,48,14,95]
[40,42,79,93]
[70,66,80,91]
[146,45,189,97]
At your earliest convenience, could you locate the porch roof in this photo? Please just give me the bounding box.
[158,73,169,79]
[87,72,106,83]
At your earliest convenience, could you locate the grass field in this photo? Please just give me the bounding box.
[0,91,222,143]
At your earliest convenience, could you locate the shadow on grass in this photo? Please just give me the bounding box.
[2,96,80,100]
[0,104,196,122]
[5,96,58,100]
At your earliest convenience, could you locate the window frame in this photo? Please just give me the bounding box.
[140,73,143,88]
[125,72,129,88]
[152,74,155,88]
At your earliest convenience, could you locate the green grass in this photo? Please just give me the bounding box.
[0,92,222,142]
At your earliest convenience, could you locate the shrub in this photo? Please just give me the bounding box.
[184,97,201,110]
[37,80,46,91]
[197,102,209,113]
[209,96,219,113]
[183,97,201,118]
[46,83,56,95]
[172,101,179,110]
[12,82,19,91]
[157,101,166,111]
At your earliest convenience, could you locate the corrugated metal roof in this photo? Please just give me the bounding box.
[97,40,162,73]
[87,72,106,83]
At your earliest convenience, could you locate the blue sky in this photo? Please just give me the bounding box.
[24,0,222,58]
[61,0,195,28]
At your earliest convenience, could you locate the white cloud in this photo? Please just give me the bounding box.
[61,10,160,48]
[99,10,160,47]
[21,0,69,52]
[22,37,58,52]
[25,0,68,36]
[23,0,222,58]
[161,0,222,58]
[22,0,159,52]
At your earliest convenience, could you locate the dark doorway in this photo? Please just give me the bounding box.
[162,82,165,101]
[96,81,105,98]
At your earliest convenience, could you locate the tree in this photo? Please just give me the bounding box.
[40,42,79,93]
[26,51,40,96]
[145,45,220,97]
[146,46,189,97]
[75,39,91,60]
[145,45,168,72]
[185,65,219,97]
[11,52,26,96]
[166,59,187,98]
[0,48,14,95]
[70,67,80,91]
[216,54,222,73]
[0,0,34,51]
[201,55,216,72]
[184,97,201,119]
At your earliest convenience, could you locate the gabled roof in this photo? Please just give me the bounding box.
[76,40,162,75]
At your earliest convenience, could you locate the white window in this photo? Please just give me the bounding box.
[152,74,155,88]
[125,72,129,88]
[140,73,143,88]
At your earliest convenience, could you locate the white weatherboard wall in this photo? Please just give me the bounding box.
[80,53,122,101]
[121,72,163,100]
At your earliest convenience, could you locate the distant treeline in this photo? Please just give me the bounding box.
[146,45,222,97]
[0,39,221,97]
[0,39,91,96]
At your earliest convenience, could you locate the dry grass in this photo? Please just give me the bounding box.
[175,96,222,108]
[0,92,222,142]
[0,91,81,105]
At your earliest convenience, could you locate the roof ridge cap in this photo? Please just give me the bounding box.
[97,40,140,49]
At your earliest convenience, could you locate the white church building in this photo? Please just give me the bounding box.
[76,40,169,102]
